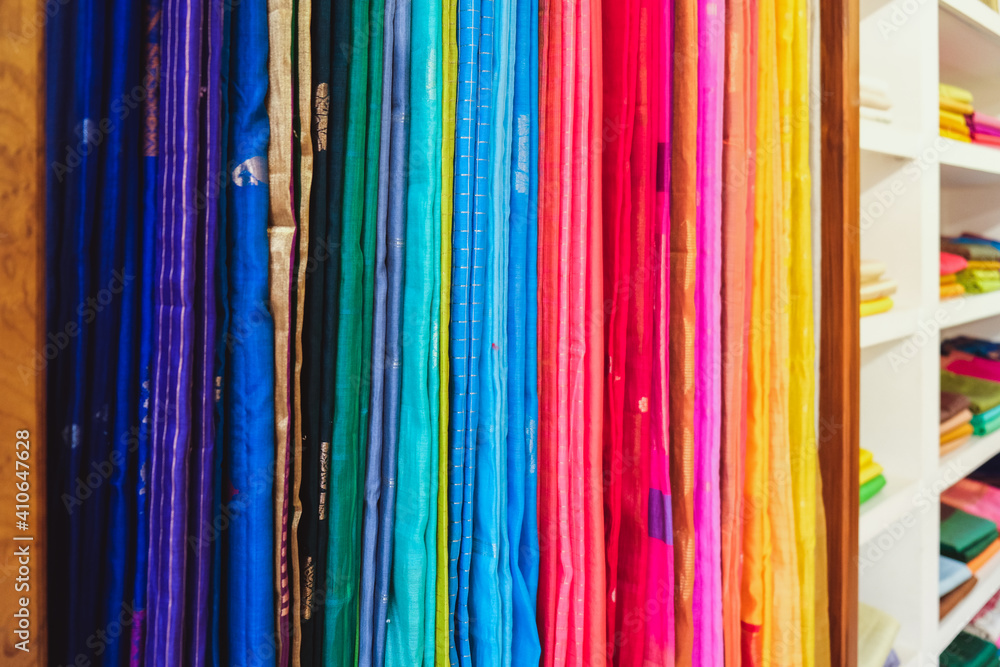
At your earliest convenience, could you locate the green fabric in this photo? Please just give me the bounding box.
[941,370,1000,415]
[322,0,376,658]
[941,508,999,562]
[384,0,442,659]
[860,475,886,505]
[956,268,1000,294]
[974,411,1000,436]
[941,631,1000,667]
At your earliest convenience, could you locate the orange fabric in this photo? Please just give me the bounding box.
[968,539,1000,573]
[942,422,974,445]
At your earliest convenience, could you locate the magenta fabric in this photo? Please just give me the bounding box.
[942,252,969,276]
[969,111,1000,134]
[946,355,1000,384]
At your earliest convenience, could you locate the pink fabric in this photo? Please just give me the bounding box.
[943,479,1000,525]
[974,134,1000,148]
[693,0,725,663]
[970,111,1000,133]
[946,355,1000,384]
[644,0,675,663]
[941,251,969,276]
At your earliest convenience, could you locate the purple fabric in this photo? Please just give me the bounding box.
[145,0,204,664]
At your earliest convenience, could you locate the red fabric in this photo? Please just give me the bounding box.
[941,251,969,276]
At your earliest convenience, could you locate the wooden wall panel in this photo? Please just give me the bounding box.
[0,0,46,664]
[820,0,860,664]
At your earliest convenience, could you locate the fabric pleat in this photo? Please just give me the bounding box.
[720,0,756,665]
[669,0,697,663]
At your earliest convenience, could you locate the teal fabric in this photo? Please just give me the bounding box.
[384,0,442,659]
[941,508,999,562]
[941,632,1000,667]
[973,410,1000,436]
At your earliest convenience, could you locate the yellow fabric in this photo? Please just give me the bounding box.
[941,109,968,127]
[941,97,975,116]
[436,0,457,654]
[941,282,966,299]
[941,129,973,143]
[941,422,974,445]
[860,297,894,317]
[941,83,974,105]
[968,261,1000,271]
[941,434,971,456]
[783,0,815,663]
[940,118,970,136]
[941,273,958,285]
[859,460,883,486]
[860,448,874,467]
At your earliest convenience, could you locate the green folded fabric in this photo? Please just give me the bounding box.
[941,370,1000,414]
[956,268,1000,294]
[943,239,1000,262]
[860,475,887,505]
[940,631,1000,667]
[973,402,1000,427]
[974,411,1000,436]
[941,507,1000,562]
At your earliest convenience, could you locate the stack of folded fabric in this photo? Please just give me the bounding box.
[968,111,1000,149]
[942,367,1000,437]
[860,448,886,505]
[861,259,896,317]
[967,589,1000,648]
[942,236,1000,295]
[861,75,893,125]
[941,391,974,455]
[944,335,1000,361]
[858,603,900,667]
[943,480,1000,575]
[941,631,1000,667]
[941,505,1000,565]
[942,251,969,300]
[941,83,975,142]
[942,553,979,620]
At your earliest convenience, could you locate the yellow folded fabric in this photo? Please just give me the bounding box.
[941,434,971,456]
[860,278,897,301]
[941,273,958,285]
[940,118,971,136]
[941,109,968,126]
[941,83,974,105]
[941,282,966,299]
[860,448,874,468]
[942,422,974,445]
[941,128,973,143]
[968,261,1000,271]
[861,259,886,284]
[941,97,975,116]
[861,296,893,317]
[860,460,884,486]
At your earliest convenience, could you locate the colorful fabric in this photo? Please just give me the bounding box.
[940,555,973,597]
[860,297,893,317]
[942,251,969,276]
[940,408,974,435]
[941,283,964,300]
[859,475,886,505]
[942,370,1000,414]
[941,507,1000,562]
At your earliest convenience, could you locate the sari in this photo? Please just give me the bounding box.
[669,0,698,662]
[693,0,724,662]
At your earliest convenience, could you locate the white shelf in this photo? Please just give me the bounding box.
[861,308,920,348]
[941,0,1000,42]
[860,120,921,159]
[941,139,1000,187]
[938,545,1000,652]
[937,430,1000,491]
[939,291,1000,328]
[860,476,920,546]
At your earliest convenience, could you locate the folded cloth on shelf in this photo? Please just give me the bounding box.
[860,74,890,99]
[942,252,970,276]
[860,278,898,302]
[941,506,1000,562]
[860,475,887,505]
[968,261,1000,271]
[942,370,1000,414]
[975,412,1000,437]
[942,109,971,129]
[942,274,958,285]
[860,447,874,467]
[974,133,1000,149]
[970,123,1000,140]
[967,589,1000,645]
[942,391,974,422]
[972,402,1000,428]
[969,111,1000,133]
[943,238,1000,262]
[941,97,976,117]
[858,603,900,667]
[956,268,1000,294]
[861,259,887,283]
[861,106,893,124]
[942,435,972,456]
[860,89,892,111]
[881,650,900,667]
[968,539,1000,573]
[940,555,974,597]
[955,234,1000,253]
[941,282,966,300]
[942,129,973,143]
[941,409,974,435]
[943,479,1000,524]
[943,336,1000,361]
[940,630,998,667]
[861,297,894,318]
[941,577,980,621]
[942,422,975,445]
[941,83,975,105]
[947,356,1000,384]
[860,459,884,486]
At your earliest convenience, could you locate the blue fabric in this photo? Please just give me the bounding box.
[940,555,973,597]
[225,0,275,662]
[358,0,395,660]
[505,0,541,656]
[384,0,440,657]
[374,0,411,663]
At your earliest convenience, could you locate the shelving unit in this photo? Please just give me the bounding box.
[858,0,1000,661]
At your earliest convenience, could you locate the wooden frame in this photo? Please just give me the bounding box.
[820,0,860,663]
